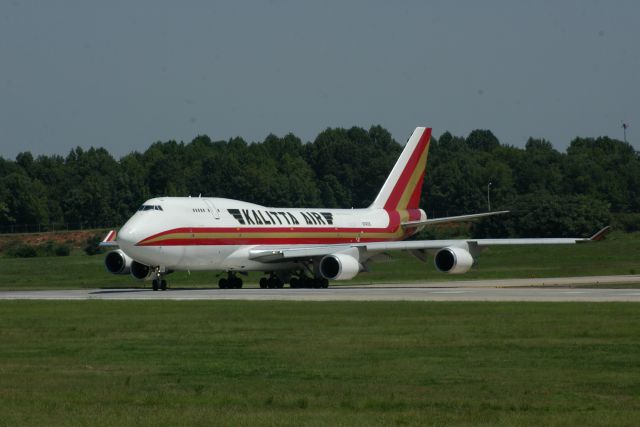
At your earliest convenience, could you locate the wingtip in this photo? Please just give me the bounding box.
[589,226,611,241]
[99,230,119,247]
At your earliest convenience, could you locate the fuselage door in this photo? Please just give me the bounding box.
[204,199,220,219]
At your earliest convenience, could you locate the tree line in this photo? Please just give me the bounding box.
[0,125,638,237]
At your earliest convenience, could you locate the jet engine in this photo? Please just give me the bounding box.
[105,250,153,280]
[319,253,361,280]
[105,250,132,275]
[434,247,474,274]
[130,261,153,280]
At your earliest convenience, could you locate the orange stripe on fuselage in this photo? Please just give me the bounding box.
[136,209,421,246]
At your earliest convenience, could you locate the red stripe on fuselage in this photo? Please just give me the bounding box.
[136,211,407,246]
[141,236,405,246]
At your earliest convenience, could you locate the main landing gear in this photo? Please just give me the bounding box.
[151,268,167,291]
[258,274,328,289]
[289,276,329,289]
[259,274,284,289]
[219,272,243,289]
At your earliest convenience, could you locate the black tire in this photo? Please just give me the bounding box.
[234,277,243,289]
[160,280,167,291]
[218,278,228,289]
[290,277,299,288]
[259,278,268,289]
[276,279,284,289]
[320,278,329,288]
[152,279,159,291]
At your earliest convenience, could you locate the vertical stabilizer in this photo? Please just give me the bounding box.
[370,127,431,210]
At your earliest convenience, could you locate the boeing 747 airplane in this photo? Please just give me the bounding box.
[101,127,608,290]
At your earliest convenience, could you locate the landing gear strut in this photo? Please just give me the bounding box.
[151,268,167,291]
[219,272,243,289]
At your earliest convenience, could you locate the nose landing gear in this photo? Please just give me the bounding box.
[151,267,168,291]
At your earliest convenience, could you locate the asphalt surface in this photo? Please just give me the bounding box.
[1,275,640,302]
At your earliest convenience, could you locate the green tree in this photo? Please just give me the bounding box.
[0,172,49,225]
[564,137,639,212]
[474,193,610,238]
[62,147,120,225]
[466,129,500,152]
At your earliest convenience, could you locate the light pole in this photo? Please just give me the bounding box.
[487,182,492,212]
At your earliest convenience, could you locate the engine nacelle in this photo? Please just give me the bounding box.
[105,250,132,275]
[319,253,361,281]
[131,261,153,281]
[434,247,474,274]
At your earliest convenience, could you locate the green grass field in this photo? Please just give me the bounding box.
[0,231,638,290]
[1,301,639,426]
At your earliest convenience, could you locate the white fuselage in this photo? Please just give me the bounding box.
[117,197,424,272]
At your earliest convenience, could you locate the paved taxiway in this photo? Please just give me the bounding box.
[1,275,639,302]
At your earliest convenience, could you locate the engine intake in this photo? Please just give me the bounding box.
[319,253,361,281]
[105,250,132,275]
[131,261,152,280]
[434,247,474,274]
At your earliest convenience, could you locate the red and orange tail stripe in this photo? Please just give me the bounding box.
[384,128,431,211]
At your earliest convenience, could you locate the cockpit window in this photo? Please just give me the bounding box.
[138,205,163,211]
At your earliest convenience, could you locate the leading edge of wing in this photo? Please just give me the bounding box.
[366,232,604,252]
[248,227,609,263]
[248,245,353,262]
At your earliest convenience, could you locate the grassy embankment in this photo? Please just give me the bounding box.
[1,301,639,426]
[0,231,638,290]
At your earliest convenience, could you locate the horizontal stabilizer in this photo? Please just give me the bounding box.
[401,210,510,228]
[99,230,119,247]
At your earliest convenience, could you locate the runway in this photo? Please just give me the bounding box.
[1,275,640,302]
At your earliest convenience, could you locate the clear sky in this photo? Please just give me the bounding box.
[0,0,638,159]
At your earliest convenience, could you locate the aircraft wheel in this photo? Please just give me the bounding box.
[152,279,159,291]
[320,278,329,288]
[298,276,307,288]
[289,277,299,288]
[218,278,228,289]
[233,277,243,288]
[160,280,167,291]
[259,278,268,289]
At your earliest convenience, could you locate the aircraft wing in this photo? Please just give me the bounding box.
[401,210,509,228]
[248,226,610,263]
